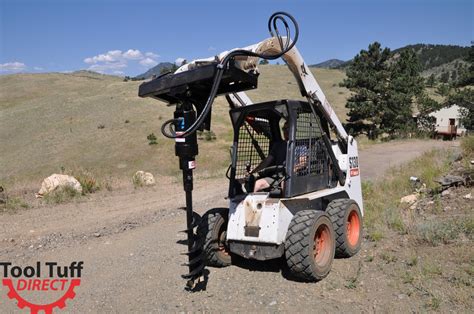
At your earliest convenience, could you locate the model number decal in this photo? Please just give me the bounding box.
[349,156,359,177]
[349,156,359,169]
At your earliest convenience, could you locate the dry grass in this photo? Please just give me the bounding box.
[0,196,29,213]
[363,149,452,241]
[43,185,81,204]
[360,141,473,310]
[415,218,474,246]
[0,67,351,190]
[461,135,474,158]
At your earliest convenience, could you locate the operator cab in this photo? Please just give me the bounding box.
[228,99,338,199]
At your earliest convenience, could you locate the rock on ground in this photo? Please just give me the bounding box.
[133,171,155,186]
[36,174,83,198]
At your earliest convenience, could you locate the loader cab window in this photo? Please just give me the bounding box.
[228,100,335,199]
[234,116,273,181]
[284,105,336,197]
[228,103,288,197]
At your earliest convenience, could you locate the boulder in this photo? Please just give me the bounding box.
[400,194,418,204]
[133,171,155,186]
[441,188,451,197]
[36,174,83,198]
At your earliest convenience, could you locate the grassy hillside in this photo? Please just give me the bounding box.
[0,66,350,189]
[392,44,470,71]
[309,59,346,69]
[337,44,470,82]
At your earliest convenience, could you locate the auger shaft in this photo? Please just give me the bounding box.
[174,102,204,290]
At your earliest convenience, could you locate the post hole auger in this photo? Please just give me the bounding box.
[174,102,205,290]
[138,11,364,290]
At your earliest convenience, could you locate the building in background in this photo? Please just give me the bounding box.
[429,104,467,139]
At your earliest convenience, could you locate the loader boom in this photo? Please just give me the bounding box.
[176,37,348,142]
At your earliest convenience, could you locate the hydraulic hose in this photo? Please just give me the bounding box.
[161,11,299,139]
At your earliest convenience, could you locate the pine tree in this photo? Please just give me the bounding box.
[385,49,424,135]
[447,44,474,130]
[440,71,450,83]
[341,42,391,138]
[426,74,436,87]
[445,89,474,130]
[457,44,474,86]
[451,70,457,82]
[341,43,425,138]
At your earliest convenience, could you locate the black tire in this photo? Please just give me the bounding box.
[197,208,231,267]
[326,199,362,258]
[284,210,335,282]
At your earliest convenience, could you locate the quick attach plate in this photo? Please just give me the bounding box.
[138,62,258,106]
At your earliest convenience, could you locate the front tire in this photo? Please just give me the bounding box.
[326,199,362,258]
[197,208,231,267]
[284,210,335,282]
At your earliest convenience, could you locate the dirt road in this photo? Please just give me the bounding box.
[0,140,459,312]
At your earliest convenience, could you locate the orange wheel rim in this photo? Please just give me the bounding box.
[313,224,331,266]
[347,210,360,247]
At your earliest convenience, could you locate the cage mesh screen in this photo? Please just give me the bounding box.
[235,118,272,179]
[294,109,327,177]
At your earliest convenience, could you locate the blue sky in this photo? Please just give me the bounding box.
[0,0,472,76]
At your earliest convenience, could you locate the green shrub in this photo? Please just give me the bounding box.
[63,167,101,194]
[132,174,143,188]
[415,218,474,246]
[147,133,158,145]
[0,197,29,213]
[66,168,100,194]
[199,130,216,141]
[44,186,80,204]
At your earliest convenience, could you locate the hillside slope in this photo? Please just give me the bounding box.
[134,62,175,79]
[309,59,346,69]
[392,44,470,71]
[0,66,350,188]
[336,44,470,80]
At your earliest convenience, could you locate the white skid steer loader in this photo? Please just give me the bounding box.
[139,12,363,291]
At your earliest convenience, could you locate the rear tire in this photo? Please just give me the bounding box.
[284,210,335,282]
[197,208,231,267]
[326,199,362,258]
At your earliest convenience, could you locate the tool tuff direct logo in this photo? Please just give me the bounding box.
[1,261,83,313]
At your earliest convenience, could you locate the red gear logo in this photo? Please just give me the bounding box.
[2,279,81,314]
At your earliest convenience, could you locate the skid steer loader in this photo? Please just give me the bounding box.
[138,12,363,290]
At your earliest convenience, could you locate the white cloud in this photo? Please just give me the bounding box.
[87,62,127,74]
[113,70,124,76]
[0,61,26,72]
[208,46,216,51]
[175,57,186,66]
[139,58,158,67]
[33,66,44,71]
[83,49,160,74]
[145,52,160,59]
[123,49,143,60]
[84,50,124,64]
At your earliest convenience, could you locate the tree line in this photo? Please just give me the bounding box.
[341,42,473,139]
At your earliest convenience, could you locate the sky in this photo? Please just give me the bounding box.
[0,0,472,76]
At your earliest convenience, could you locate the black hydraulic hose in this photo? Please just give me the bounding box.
[161,11,299,139]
